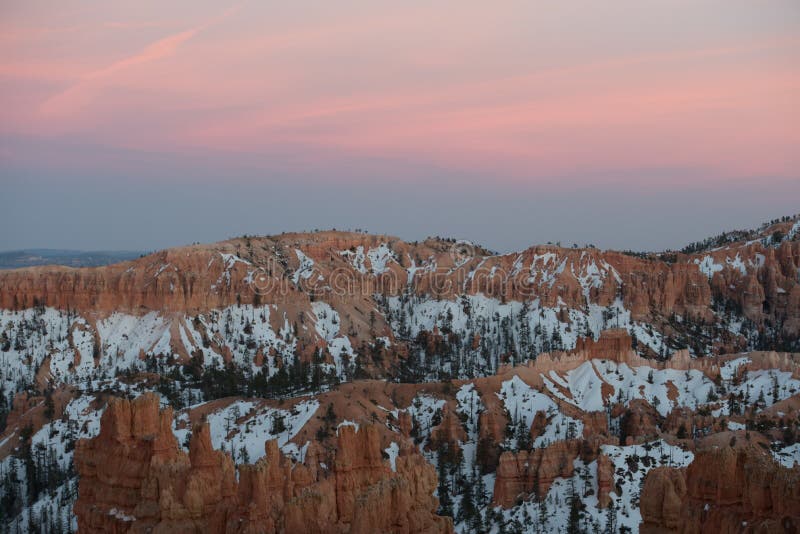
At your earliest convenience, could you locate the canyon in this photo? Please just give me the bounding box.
[0,215,799,533]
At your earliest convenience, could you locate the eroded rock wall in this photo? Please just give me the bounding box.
[74,393,452,534]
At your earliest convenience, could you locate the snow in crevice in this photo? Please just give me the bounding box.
[694,255,724,278]
[385,441,400,472]
[498,375,584,448]
[215,253,251,288]
[366,243,397,275]
[310,302,355,379]
[201,399,319,465]
[771,443,800,468]
[391,394,446,450]
[337,419,360,434]
[292,249,316,285]
[340,246,367,274]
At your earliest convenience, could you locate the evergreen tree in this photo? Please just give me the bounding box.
[567,481,583,534]
[604,500,616,534]
[516,417,532,450]
[436,446,454,517]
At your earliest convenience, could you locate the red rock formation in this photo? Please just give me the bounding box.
[4,392,44,432]
[596,454,615,509]
[397,410,413,438]
[74,393,452,534]
[492,440,581,507]
[614,399,660,445]
[639,467,687,531]
[478,409,506,445]
[663,407,728,438]
[1,228,796,347]
[429,404,467,451]
[0,389,74,457]
[640,445,800,533]
[581,411,609,439]
[529,411,549,442]
[573,329,635,361]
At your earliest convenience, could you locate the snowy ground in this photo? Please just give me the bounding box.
[544,360,714,417]
[494,440,693,533]
[498,376,583,447]
[385,294,671,379]
[175,398,319,464]
[771,443,800,468]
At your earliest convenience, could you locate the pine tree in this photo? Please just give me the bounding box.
[436,447,454,517]
[271,412,287,434]
[457,473,477,527]
[516,417,532,450]
[756,389,766,408]
[567,481,583,534]
[604,500,616,533]
[476,436,495,474]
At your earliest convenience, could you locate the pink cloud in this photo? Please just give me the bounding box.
[38,29,202,117]
[37,5,241,117]
[0,0,796,188]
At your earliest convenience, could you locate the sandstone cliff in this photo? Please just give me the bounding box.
[492,440,581,507]
[640,445,800,533]
[1,225,797,350]
[74,393,452,534]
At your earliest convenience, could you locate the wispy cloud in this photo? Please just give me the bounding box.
[102,20,171,30]
[38,5,240,117]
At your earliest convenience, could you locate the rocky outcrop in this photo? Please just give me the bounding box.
[2,227,797,346]
[662,407,727,438]
[615,399,660,445]
[640,445,800,533]
[573,329,636,361]
[74,393,452,534]
[596,454,615,509]
[490,431,618,509]
[640,467,687,531]
[492,440,581,507]
[429,404,467,451]
[0,389,75,457]
[74,393,237,532]
[478,409,506,445]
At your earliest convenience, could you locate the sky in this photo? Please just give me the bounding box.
[1,0,799,253]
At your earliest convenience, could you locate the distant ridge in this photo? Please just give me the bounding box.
[0,249,143,269]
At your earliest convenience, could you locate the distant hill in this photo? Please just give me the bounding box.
[0,249,143,269]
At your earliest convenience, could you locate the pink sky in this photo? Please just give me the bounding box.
[1,1,798,251]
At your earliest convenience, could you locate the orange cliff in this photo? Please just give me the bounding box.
[491,440,582,507]
[74,393,452,534]
[0,230,797,339]
[640,445,800,533]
